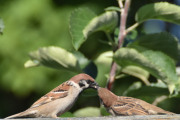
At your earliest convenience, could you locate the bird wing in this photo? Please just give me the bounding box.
[30,82,70,108]
[130,97,175,115]
[111,96,149,115]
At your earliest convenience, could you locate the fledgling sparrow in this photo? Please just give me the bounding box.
[6,73,98,119]
[98,87,175,116]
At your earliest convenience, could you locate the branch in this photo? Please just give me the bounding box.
[107,0,131,90]
[118,0,131,48]
[126,22,139,35]
[107,62,117,90]
[118,0,124,9]
[152,95,168,106]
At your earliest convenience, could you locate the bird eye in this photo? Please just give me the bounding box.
[79,81,85,87]
[87,80,92,84]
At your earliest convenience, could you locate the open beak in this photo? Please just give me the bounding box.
[90,82,99,89]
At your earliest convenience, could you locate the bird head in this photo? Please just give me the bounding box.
[71,73,98,90]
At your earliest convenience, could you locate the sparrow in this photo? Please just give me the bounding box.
[97,87,175,116]
[6,73,98,119]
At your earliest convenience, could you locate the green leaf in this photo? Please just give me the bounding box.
[114,28,119,44]
[122,66,150,85]
[100,105,110,116]
[123,82,142,96]
[114,48,178,93]
[94,51,113,87]
[105,6,121,12]
[24,46,81,73]
[60,112,74,117]
[70,8,96,50]
[136,2,180,24]
[73,107,100,117]
[83,11,118,36]
[72,51,90,69]
[126,30,138,40]
[0,18,4,35]
[70,8,118,50]
[81,88,98,97]
[150,79,168,88]
[128,32,179,61]
[24,60,39,68]
[126,85,169,103]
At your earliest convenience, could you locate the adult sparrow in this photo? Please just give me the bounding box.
[6,73,97,118]
[98,87,174,116]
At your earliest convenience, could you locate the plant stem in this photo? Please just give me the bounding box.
[107,62,117,90]
[152,95,168,106]
[107,0,131,90]
[118,0,131,48]
[105,32,116,49]
[126,22,139,35]
[118,0,124,9]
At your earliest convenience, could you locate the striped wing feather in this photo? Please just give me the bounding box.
[30,82,70,108]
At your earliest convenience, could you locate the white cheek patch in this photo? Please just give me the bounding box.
[70,81,82,90]
[84,82,89,88]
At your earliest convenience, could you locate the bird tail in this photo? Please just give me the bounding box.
[158,111,175,115]
[5,110,37,119]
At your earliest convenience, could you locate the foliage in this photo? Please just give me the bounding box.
[1,0,180,118]
[0,18,4,35]
[25,46,82,73]
[70,8,118,50]
[136,2,180,24]
[73,107,101,117]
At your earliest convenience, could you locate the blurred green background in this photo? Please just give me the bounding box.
[1,0,180,118]
[0,0,117,118]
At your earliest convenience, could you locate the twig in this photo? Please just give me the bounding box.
[126,22,139,35]
[105,33,116,49]
[107,0,131,90]
[118,0,124,9]
[152,95,168,106]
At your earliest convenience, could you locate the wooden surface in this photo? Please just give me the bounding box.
[2,114,180,120]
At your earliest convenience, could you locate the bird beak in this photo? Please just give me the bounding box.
[90,82,99,89]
